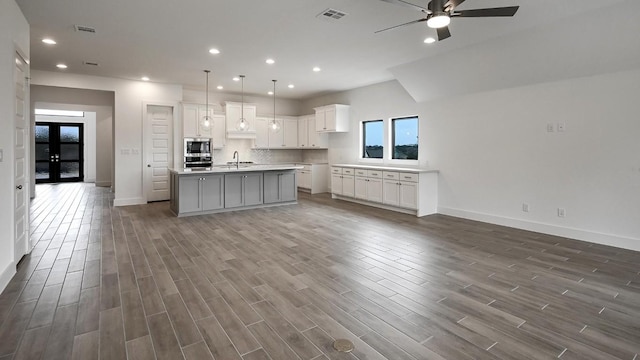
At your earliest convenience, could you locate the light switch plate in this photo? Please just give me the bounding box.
[0,148,3,162]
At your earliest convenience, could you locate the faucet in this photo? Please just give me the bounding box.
[233,151,239,169]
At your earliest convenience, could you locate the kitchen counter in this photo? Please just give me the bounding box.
[331,164,438,173]
[169,165,301,217]
[169,164,303,175]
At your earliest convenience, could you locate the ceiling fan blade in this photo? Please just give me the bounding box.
[444,0,466,10]
[452,6,519,17]
[379,0,428,13]
[437,26,451,41]
[375,18,428,33]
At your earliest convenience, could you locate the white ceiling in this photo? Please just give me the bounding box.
[16,0,629,99]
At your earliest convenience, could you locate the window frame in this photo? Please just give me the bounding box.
[387,115,419,165]
[359,119,384,163]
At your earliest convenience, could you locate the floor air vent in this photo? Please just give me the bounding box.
[317,8,348,21]
[83,61,99,66]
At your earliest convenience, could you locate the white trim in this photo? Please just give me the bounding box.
[438,206,640,252]
[0,261,16,295]
[95,180,111,187]
[113,197,145,207]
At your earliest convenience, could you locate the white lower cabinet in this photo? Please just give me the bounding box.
[331,167,355,197]
[297,164,329,194]
[355,169,383,203]
[331,165,437,216]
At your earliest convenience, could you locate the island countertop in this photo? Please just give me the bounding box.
[169,164,303,175]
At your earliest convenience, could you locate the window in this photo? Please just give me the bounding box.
[391,116,418,160]
[362,120,383,159]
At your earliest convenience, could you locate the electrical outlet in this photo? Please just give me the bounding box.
[522,203,529,212]
[557,122,566,132]
[546,123,555,132]
[557,208,566,218]
[0,148,3,162]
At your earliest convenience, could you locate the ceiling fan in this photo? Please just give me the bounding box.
[376,0,519,41]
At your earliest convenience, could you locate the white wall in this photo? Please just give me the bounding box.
[31,71,182,206]
[300,80,424,167]
[183,88,302,116]
[0,0,29,293]
[425,69,640,251]
[302,73,640,251]
[35,112,97,182]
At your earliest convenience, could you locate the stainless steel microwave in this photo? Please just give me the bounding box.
[184,138,211,156]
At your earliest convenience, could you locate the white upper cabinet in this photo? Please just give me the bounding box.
[182,103,225,148]
[314,104,349,132]
[255,116,298,149]
[225,101,257,139]
[298,115,328,148]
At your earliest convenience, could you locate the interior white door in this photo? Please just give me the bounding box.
[14,52,29,261]
[145,105,173,202]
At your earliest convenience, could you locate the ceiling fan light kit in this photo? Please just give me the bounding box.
[377,0,519,41]
[426,12,450,28]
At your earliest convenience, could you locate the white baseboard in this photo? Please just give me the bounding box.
[0,261,16,295]
[113,197,145,207]
[438,206,640,252]
[95,181,112,187]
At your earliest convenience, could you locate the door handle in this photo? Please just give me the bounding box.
[147,164,151,167]
[16,185,22,190]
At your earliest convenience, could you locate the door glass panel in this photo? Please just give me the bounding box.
[35,144,50,161]
[60,126,80,142]
[60,162,80,178]
[35,125,49,142]
[36,162,49,180]
[60,144,80,160]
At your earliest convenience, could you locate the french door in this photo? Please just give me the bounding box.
[35,122,84,183]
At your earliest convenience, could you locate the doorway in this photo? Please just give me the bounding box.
[35,122,84,183]
[144,104,174,202]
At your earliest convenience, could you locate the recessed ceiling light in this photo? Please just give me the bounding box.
[209,48,220,55]
[233,77,240,82]
[313,66,321,72]
[424,37,436,44]
[56,63,67,69]
[141,76,150,81]
[268,91,274,95]
[217,85,223,90]
[265,59,275,65]
[42,38,56,45]
[288,84,294,89]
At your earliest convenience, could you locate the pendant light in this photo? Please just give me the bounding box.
[201,70,212,130]
[270,80,281,133]
[236,75,248,131]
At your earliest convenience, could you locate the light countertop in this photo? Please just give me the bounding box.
[331,164,438,173]
[169,164,303,175]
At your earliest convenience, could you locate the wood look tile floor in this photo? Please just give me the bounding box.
[1,183,639,360]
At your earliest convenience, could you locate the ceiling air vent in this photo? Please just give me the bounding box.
[83,61,99,66]
[317,8,348,22]
[74,25,96,33]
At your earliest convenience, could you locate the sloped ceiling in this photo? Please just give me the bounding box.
[391,0,640,103]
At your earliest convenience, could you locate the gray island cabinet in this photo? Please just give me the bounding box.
[169,165,301,217]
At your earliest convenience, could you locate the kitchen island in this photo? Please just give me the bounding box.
[169,164,303,217]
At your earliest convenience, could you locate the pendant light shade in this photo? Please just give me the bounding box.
[270,80,281,133]
[201,70,212,130]
[236,75,248,131]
